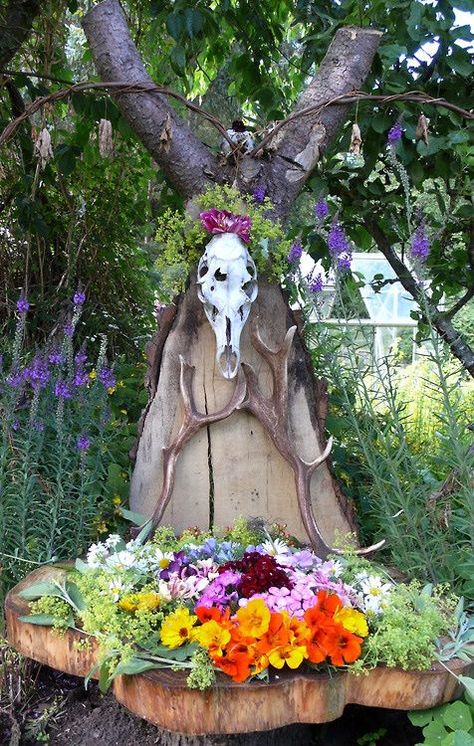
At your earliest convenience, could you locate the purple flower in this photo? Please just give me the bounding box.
[73,289,86,306]
[388,123,403,143]
[16,296,30,314]
[98,366,116,389]
[328,221,352,272]
[6,369,24,387]
[74,347,87,366]
[33,421,44,433]
[63,322,74,337]
[48,348,63,365]
[24,358,50,390]
[76,433,90,451]
[287,241,303,263]
[253,185,266,204]
[54,380,72,399]
[410,224,430,261]
[12,419,20,431]
[314,199,329,220]
[73,367,89,387]
[309,274,323,294]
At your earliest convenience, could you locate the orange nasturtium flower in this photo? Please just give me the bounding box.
[160,607,197,648]
[235,599,271,638]
[324,625,363,666]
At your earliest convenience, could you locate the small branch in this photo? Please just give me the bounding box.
[443,285,474,320]
[366,219,474,378]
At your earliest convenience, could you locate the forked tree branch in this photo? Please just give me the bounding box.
[82,0,222,199]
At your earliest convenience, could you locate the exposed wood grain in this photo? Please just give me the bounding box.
[130,280,355,544]
[6,567,472,737]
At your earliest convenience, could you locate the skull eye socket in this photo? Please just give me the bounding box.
[242,279,257,299]
[199,264,208,278]
[214,268,227,281]
[246,264,255,277]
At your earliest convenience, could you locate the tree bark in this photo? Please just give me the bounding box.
[0,0,40,69]
[244,27,383,220]
[82,0,222,200]
[367,218,474,378]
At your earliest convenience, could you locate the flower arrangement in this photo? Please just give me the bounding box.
[19,518,473,693]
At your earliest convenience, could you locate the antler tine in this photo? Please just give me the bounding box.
[179,355,200,419]
[300,436,333,473]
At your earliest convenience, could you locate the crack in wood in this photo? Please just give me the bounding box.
[203,386,215,528]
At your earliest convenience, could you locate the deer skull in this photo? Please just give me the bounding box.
[197,232,258,379]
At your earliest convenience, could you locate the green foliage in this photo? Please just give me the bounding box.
[0,307,142,604]
[154,184,291,297]
[364,582,456,670]
[186,647,216,690]
[409,696,474,745]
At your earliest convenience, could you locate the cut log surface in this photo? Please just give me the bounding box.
[130,280,355,545]
[6,567,473,737]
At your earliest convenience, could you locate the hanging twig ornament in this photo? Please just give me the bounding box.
[349,122,362,154]
[415,113,429,145]
[34,127,53,169]
[98,118,113,158]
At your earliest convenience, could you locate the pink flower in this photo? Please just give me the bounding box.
[200,209,251,243]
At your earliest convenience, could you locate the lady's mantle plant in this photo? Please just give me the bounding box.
[19,519,473,693]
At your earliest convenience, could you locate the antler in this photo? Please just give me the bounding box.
[150,356,246,529]
[240,319,385,559]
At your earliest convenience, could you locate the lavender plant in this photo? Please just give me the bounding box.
[0,291,129,604]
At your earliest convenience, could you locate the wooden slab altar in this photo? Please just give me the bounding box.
[6,567,472,736]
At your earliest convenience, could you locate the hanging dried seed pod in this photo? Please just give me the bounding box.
[34,127,53,170]
[99,118,113,158]
[415,114,429,145]
[349,123,362,154]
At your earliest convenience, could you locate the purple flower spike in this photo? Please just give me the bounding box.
[309,274,324,294]
[287,241,303,263]
[410,224,430,261]
[54,380,72,399]
[73,367,89,387]
[328,221,352,272]
[98,366,116,389]
[63,322,74,337]
[73,289,86,306]
[34,421,45,433]
[253,185,266,204]
[16,296,30,314]
[388,122,403,143]
[314,199,329,220]
[337,253,352,272]
[74,346,87,366]
[76,433,90,451]
[12,419,20,431]
[24,357,50,390]
[48,348,63,365]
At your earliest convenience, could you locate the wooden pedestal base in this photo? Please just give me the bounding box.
[5,567,472,737]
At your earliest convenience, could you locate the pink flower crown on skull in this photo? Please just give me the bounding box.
[200,208,251,244]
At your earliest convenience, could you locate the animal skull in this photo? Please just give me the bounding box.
[197,232,258,379]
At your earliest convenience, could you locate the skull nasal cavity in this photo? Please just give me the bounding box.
[214,269,227,281]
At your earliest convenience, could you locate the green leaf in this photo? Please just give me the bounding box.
[379,44,407,65]
[183,8,204,37]
[459,677,474,702]
[18,613,56,626]
[114,658,159,676]
[166,12,184,41]
[441,732,474,746]
[66,581,86,611]
[19,581,64,600]
[423,719,450,742]
[75,558,90,573]
[146,643,196,662]
[170,45,186,73]
[134,519,153,545]
[443,701,473,732]
[120,507,149,526]
[409,709,436,727]
[98,659,112,694]
[447,49,473,77]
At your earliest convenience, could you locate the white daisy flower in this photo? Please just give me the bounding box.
[106,578,131,602]
[261,538,290,559]
[86,542,109,568]
[105,534,122,549]
[105,550,137,572]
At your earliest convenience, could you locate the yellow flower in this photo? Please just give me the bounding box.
[112,495,122,506]
[118,591,161,613]
[334,608,369,637]
[107,386,116,395]
[192,621,231,655]
[161,607,197,648]
[89,369,97,381]
[268,645,308,670]
[236,599,271,638]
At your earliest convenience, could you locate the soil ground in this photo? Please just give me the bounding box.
[0,664,422,746]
